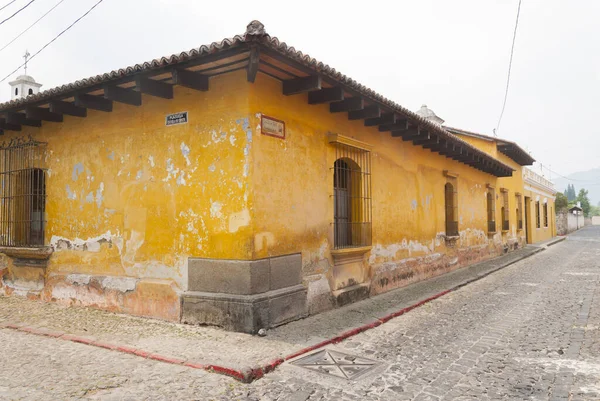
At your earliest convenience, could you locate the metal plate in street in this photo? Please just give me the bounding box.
[291,349,381,381]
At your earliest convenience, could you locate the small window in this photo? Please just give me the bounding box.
[543,203,548,227]
[445,182,458,236]
[487,190,496,233]
[28,88,33,95]
[536,201,541,228]
[501,190,509,231]
[516,194,523,230]
[14,88,18,96]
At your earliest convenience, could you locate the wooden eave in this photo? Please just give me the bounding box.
[0,30,514,178]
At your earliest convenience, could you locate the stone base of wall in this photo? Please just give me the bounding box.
[181,253,307,334]
[0,241,527,333]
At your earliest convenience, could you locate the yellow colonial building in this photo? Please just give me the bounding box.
[0,21,555,332]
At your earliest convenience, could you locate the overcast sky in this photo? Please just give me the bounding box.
[0,0,598,179]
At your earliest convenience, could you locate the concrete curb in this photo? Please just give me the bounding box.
[546,236,566,247]
[0,246,545,383]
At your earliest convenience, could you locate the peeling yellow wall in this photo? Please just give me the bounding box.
[452,132,527,246]
[6,70,255,292]
[524,188,556,243]
[1,67,555,318]
[248,73,515,295]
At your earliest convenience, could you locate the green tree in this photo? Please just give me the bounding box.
[576,188,591,217]
[555,192,569,212]
[567,184,577,201]
[589,205,600,217]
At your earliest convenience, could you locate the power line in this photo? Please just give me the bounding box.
[0,0,67,54]
[495,0,522,133]
[0,0,105,84]
[0,0,18,12]
[0,0,36,27]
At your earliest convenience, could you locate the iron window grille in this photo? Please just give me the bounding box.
[516,194,523,230]
[0,136,47,247]
[486,190,496,233]
[444,182,458,236]
[332,142,372,249]
[501,190,509,231]
[543,203,548,227]
[535,201,541,228]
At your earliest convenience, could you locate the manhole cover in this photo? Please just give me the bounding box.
[291,349,381,380]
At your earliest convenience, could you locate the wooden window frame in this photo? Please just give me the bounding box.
[445,181,458,237]
[515,193,523,230]
[486,188,496,233]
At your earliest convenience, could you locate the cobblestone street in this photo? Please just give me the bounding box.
[1,227,599,400]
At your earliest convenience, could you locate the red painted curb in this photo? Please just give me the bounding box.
[148,353,186,365]
[0,249,534,384]
[61,334,95,345]
[92,340,119,350]
[209,365,247,382]
[183,361,206,369]
[0,286,476,383]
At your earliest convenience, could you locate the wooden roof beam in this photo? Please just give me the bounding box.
[413,134,438,146]
[0,118,21,131]
[283,75,321,95]
[75,94,113,112]
[399,126,423,141]
[349,105,380,120]
[26,107,63,123]
[308,87,344,104]
[246,45,260,83]
[384,119,410,133]
[365,112,396,127]
[330,97,363,113]
[104,85,142,106]
[6,112,41,127]
[135,77,174,99]
[172,69,209,92]
[49,100,87,117]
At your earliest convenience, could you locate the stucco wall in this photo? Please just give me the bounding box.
[248,73,526,312]
[1,70,255,320]
[524,190,556,243]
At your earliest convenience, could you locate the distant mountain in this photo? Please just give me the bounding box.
[553,167,600,205]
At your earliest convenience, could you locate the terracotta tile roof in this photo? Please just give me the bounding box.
[0,36,247,111]
[0,20,515,177]
[444,126,535,166]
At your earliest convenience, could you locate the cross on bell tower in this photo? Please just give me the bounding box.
[8,49,42,100]
[23,50,30,75]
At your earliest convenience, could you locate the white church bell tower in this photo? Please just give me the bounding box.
[8,50,42,100]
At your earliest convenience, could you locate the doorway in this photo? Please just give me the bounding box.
[524,196,532,244]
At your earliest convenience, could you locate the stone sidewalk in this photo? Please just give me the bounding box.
[0,242,553,382]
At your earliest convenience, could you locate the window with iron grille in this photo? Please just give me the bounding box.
[486,190,496,233]
[332,143,371,249]
[444,182,458,236]
[0,136,47,247]
[516,194,523,230]
[535,201,541,228]
[543,202,548,227]
[501,189,509,231]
